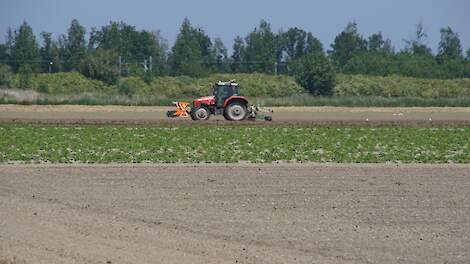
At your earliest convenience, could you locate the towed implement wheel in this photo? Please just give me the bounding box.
[166,110,177,117]
[224,101,247,121]
[191,107,210,121]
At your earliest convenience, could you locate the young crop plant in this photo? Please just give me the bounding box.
[0,125,469,164]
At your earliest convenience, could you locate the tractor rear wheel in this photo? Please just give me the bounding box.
[191,107,210,121]
[224,101,247,121]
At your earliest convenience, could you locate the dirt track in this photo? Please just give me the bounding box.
[1,105,470,126]
[1,164,469,264]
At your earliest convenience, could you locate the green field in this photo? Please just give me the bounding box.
[1,125,468,163]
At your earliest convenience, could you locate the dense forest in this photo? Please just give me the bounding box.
[0,18,469,96]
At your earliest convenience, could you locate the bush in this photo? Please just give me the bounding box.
[31,72,115,95]
[37,82,49,93]
[3,71,470,101]
[0,64,15,88]
[334,74,470,98]
[18,64,33,89]
[80,49,120,85]
[118,76,149,96]
[294,52,336,95]
[149,73,303,98]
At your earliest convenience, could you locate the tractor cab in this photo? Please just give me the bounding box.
[213,81,240,107]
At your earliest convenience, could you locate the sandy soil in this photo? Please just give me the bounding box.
[1,164,469,264]
[1,104,470,126]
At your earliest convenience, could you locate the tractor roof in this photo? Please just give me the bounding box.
[217,81,239,86]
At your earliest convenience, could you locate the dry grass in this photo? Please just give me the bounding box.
[0,89,42,101]
[0,257,25,264]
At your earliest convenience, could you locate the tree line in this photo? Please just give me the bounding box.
[0,18,469,94]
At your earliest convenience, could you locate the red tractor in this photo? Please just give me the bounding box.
[167,81,272,121]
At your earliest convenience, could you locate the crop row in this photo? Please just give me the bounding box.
[0,125,468,163]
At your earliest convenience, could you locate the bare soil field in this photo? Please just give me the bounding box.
[1,164,469,264]
[1,104,470,126]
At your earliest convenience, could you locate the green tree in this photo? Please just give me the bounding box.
[243,20,278,73]
[1,28,15,65]
[89,21,137,59]
[231,36,245,72]
[89,22,168,75]
[80,49,120,84]
[211,37,229,72]
[368,32,390,52]
[0,44,8,63]
[137,30,168,75]
[403,21,432,56]
[437,27,463,61]
[395,52,440,78]
[382,39,395,54]
[64,19,87,71]
[343,52,394,76]
[0,64,14,88]
[282,27,323,62]
[40,32,53,71]
[341,32,395,76]
[294,52,336,95]
[18,64,33,88]
[11,21,40,72]
[329,22,367,69]
[464,56,470,78]
[169,18,213,77]
[39,32,62,73]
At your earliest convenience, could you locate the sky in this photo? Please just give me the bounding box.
[0,0,469,53]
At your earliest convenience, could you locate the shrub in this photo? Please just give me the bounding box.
[37,82,49,93]
[31,72,115,95]
[334,74,470,98]
[118,76,149,96]
[18,64,33,89]
[294,52,336,95]
[0,64,15,88]
[80,49,120,85]
[149,73,303,98]
[4,71,470,101]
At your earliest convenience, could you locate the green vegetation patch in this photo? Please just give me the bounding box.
[1,125,469,163]
[335,74,470,98]
[4,71,470,105]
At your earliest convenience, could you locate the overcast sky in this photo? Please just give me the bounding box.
[1,0,469,53]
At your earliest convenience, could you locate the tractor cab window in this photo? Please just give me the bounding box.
[232,85,240,95]
[214,83,241,107]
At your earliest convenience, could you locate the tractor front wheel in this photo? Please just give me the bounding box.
[191,107,210,121]
[224,101,247,121]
